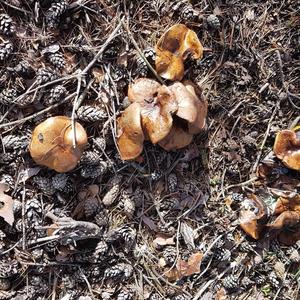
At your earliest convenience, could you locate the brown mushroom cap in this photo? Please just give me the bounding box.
[155,24,203,81]
[169,81,207,134]
[29,116,87,173]
[273,129,300,171]
[239,194,268,239]
[117,102,145,160]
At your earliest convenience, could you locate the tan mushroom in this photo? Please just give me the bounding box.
[156,24,203,81]
[30,116,87,173]
[117,102,145,160]
[273,128,300,171]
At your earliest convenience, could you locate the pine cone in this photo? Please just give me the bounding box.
[84,197,101,218]
[0,40,13,61]
[94,209,109,227]
[207,14,221,30]
[33,176,56,195]
[167,173,178,193]
[214,248,231,262]
[119,190,135,218]
[104,263,133,281]
[44,85,66,105]
[117,290,133,300]
[77,105,107,122]
[102,175,122,206]
[94,240,109,260]
[163,246,177,266]
[223,275,239,290]
[92,137,106,153]
[45,0,68,29]
[0,88,17,105]
[47,52,65,69]
[80,161,108,178]
[0,174,14,188]
[36,68,58,85]
[7,60,34,77]
[2,134,28,149]
[80,150,102,165]
[0,14,15,36]
[0,260,18,278]
[180,6,197,19]
[52,173,68,191]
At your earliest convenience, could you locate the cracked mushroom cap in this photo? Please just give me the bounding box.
[117,102,145,160]
[30,116,87,173]
[273,129,300,171]
[155,24,203,81]
[169,81,208,134]
[128,79,178,144]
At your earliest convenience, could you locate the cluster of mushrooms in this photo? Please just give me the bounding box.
[117,24,207,160]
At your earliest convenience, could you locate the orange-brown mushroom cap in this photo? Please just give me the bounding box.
[273,129,300,171]
[169,81,207,134]
[29,116,87,173]
[155,24,203,81]
[117,102,145,160]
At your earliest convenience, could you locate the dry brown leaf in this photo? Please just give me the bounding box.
[0,183,14,226]
[274,196,300,214]
[153,234,175,248]
[156,24,203,81]
[30,116,87,173]
[165,252,203,281]
[268,211,300,230]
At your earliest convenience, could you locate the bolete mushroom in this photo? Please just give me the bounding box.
[273,128,300,171]
[156,24,203,81]
[30,116,87,173]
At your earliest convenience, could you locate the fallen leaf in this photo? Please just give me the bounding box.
[180,222,195,250]
[268,211,300,230]
[274,196,300,214]
[0,183,14,226]
[165,252,203,281]
[153,234,175,248]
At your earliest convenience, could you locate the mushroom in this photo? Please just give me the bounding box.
[155,24,203,81]
[117,102,145,160]
[273,129,300,171]
[239,194,268,239]
[30,116,87,172]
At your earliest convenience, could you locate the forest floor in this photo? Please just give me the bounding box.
[0,0,299,299]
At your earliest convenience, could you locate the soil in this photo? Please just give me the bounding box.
[0,0,299,300]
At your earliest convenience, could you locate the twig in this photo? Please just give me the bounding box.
[0,93,76,129]
[71,18,124,147]
[121,19,164,84]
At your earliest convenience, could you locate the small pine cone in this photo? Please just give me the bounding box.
[45,0,68,29]
[288,248,300,263]
[47,52,65,69]
[36,68,58,85]
[254,274,266,285]
[94,240,109,260]
[0,14,15,36]
[77,105,107,122]
[117,290,133,300]
[214,248,231,262]
[0,260,18,278]
[172,295,190,300]
[25,197,43,227]
[149,293,162,300]
[0,88,17,105]
[159,197,179,211]
[52,173,68,191]
[207,14,221,30]
[180,6,197,19]
[80,161,108,178]
[112,65,128,82]
[84,197,101,218]
[44,85,67,105]
[241,277,254,289]
[150,170,163,181]
[2,134,28,149]
[223,275,239,290]
[102,175,123,206]
[163,246,177,266]
[104,263,133,281]
[93,137,106,153]
[269,272,280,288]
[0,174,14,188]
[80,150,102,165]
[94,209,109,227]
[167,173,178,193]
[120,226,137,250]
[33,176,56,195]
[0,40,13,61]
[119,190,135,218]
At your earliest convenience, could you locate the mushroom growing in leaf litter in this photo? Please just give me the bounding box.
[117,78,207,160]
[273,128,300,171]
[30,116,88,172]
[155,24,203,81]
